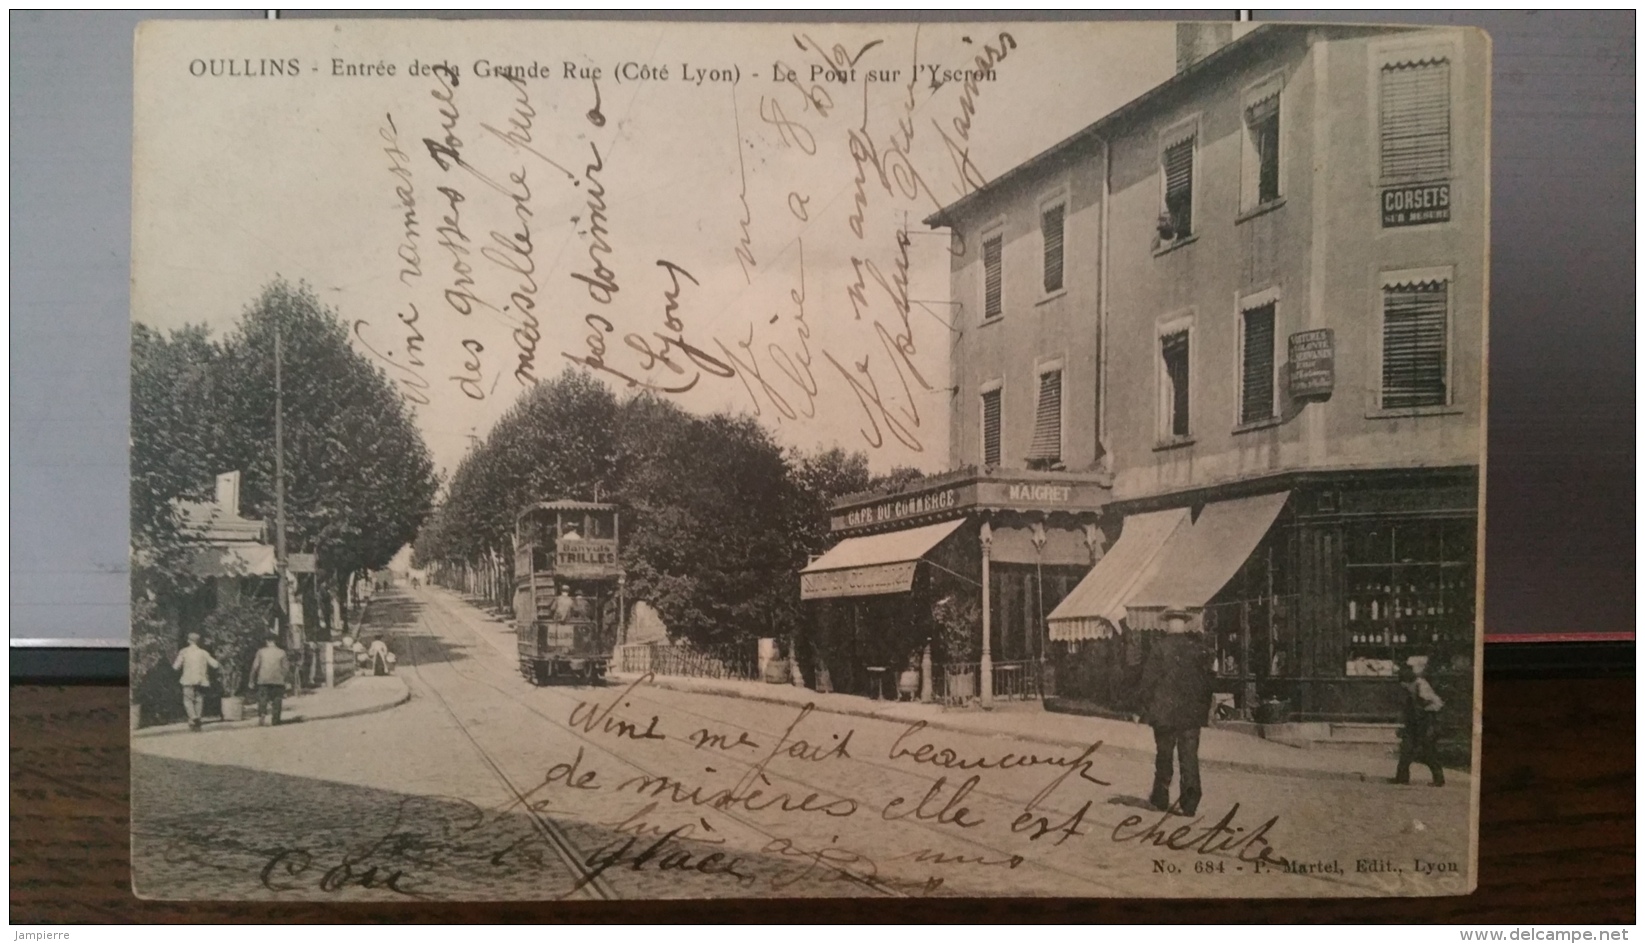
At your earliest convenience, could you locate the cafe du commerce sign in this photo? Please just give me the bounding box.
[833,477,1106,532]
[839,487,969,530]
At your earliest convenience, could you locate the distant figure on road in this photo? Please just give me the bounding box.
[249,635,290,726]
[1136,608,1215,816]
[368,636,392,676]
[1391,662,1446,787]
[171,632,220,732]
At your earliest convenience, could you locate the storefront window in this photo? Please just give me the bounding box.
[1343,518,1475,676]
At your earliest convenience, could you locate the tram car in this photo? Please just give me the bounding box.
[513,500,624,685]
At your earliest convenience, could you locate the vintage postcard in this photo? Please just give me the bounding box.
[129,18,1488,901]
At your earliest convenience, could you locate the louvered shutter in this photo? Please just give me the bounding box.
[1163,138,1195,237]
[1382,281,1449,408]
[1161,330,1191,437]
[983,236,1003,319]
[1380,59,1451,181]
[1028,370,1063,462]
[1042,205,1065,293]
[1240,303,1276,423]
[981,389,1002,467]
[1247,95,1281,205]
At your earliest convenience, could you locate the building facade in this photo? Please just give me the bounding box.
[804,23,1487,732]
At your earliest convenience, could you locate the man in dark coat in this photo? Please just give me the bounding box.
[1136,608,1215,816]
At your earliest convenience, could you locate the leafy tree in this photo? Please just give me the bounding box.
[131,324,229,603]
[131,279,438,637]
[211,281,438,610]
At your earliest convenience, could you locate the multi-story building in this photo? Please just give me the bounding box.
[801,23,1487,730]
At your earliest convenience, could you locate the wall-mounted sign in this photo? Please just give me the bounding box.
[286,553,318,574]
[1288,329,1335,399]
[1382,182,1450,227]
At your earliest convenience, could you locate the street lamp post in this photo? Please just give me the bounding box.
[980,519,993,709]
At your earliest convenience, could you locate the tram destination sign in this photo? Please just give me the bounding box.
[553,538,620,578]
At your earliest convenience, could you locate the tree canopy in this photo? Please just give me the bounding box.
[414,368,878,649]
[132,279,439,602]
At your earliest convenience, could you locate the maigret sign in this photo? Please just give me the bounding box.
[831,476,1109,533]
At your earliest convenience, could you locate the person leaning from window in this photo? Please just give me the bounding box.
[172,632,221,732]
[1136,608,1215,816]
[1391,660,1446,787]
[249,634,290,727]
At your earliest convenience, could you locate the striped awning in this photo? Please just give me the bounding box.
[1125,491,1291,627]
[800,518,968,600]
[1046,508,1189,641]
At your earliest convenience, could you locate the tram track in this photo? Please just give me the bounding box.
[408,586,1383,899]
[407,591,917,898]
[407,589,1168,898]
[401,627,618,901]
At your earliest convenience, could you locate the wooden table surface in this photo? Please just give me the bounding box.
[10,677,1633,923]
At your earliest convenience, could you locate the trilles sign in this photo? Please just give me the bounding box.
[554,539,621,578]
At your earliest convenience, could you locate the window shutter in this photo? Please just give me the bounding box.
[1041,205,1065,293]
[1382,281,1449,408]
[1241,303,1276,423]
[1028,370,1063,461]
[1163,138,1195,236]
[983,236,1003,319]
[981,389,1002,467]
[1161,330,1191,437]
[1380,59,1451,181]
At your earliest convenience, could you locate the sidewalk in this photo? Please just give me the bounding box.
[609,671,1465,785]
[134,672,410,739]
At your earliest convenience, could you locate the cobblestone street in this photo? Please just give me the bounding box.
[133,588,1474,902]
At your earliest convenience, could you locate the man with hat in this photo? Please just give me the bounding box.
[170,632,221,731]
[1391,657,1446,786]
[1135,607,1215,816]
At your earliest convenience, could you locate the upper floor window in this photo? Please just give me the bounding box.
[1381,275,1450,409]
[1041,204,1065,294]
[1027,368,1064,469]
[1379,57,1451,183]
[1239,301,1277,424]
[1160,136,1196,242]
[1159,328,1191,440]
[981,386,1003,468]
[982,235,1004,320]
[1244,90,1281,207]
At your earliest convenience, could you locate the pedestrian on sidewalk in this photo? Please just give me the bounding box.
[249,635,291,726]
[1136,608,1215,816]
[1391,661,1446,786]
[172,632,220,731]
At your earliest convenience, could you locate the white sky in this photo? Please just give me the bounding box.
[132,19,1195,480]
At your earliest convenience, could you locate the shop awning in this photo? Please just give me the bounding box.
[1046,508,1190,641]
[800,518,967,600]
[184,542,279,579]
[1125,491,1291,626]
